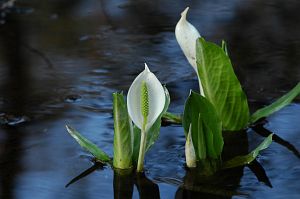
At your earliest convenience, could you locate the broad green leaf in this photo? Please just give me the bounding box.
[183,91,223,159]
[203,121,217,158]
[132,86,170,164]
[196,114,206,159]
[132,125,141,164]
[250,82,300,123]
[66,125,111,164]
[222,134,273,169]
[112,92,133,169]
[196,38,250,131]
[197,158,220,176]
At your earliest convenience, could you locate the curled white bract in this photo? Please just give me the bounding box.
[175,7,201,72]
[185,124,196,168]
[127,63,165,130]
[175,7,204,95]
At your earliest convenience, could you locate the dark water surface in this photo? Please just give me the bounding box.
[0,0,299,198]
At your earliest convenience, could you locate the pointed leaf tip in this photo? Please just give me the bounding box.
[181,7,189,19]
[65,125,111,163]
[144,63,150,72]
[66,125,72,133]
[222,134,273,169]
[250,82,300,123]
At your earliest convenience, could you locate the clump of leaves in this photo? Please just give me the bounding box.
[66,87,170,171]
[168,7,300,174]
[66,7,299,178]
[164,38,300,131]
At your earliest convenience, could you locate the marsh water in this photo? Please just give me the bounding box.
[0,0,300,198]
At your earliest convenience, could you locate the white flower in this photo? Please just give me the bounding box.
[127,63,165,131]
[175,7,204,95]
[127,63,166,172]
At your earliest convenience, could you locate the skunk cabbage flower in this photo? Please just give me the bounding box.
[175,7,200,71]
[175,7,204,95]
[185,124,196,168]
[127,64,165,131]
[127,63,165,172]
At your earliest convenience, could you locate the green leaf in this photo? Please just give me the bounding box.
[112,92,133,169]
[132,86,170,164]
[222,134,273,169]
[132,125,141,164]
[66,125,111,164]
[183,91,223,159]
[196,38,250,131]
[196,114,206,159]
[203,121,217,159]
[250,82,300,123]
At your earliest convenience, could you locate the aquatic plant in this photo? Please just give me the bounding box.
[170,7,300,171]
[173,7,300,130]
[127,64,166,171]
[65,7,299,178]
[66,63,169,172]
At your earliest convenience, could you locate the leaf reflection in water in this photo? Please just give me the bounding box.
[65,164,160,199]
[252,123,300,159]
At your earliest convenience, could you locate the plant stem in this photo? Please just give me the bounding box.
[137,129,147,172]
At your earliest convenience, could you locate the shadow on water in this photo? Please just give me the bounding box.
[173,159,272,199]
[174,130,272,199]
[251,121,300,159]
[65,129,272,199]
[65,162,105,188]
[173,131,247,199]
[135,173,160,199]
[66,164,160,199]
[113,170,134,199]
[248,159,272,188]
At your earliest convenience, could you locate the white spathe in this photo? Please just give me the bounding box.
[185,124,197,168]
[175,7,200,71]
[175,7,204,95]
[127,63,165,130]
